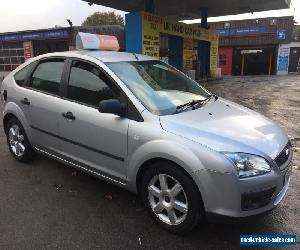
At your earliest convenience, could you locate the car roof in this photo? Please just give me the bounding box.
[37,50,156,63]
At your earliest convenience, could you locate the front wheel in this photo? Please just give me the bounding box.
[141,161,204,234]
[6,118,35,162]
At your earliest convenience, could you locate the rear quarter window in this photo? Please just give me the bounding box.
[14,62,36,86]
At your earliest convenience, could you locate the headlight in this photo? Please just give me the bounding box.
[223,153,271,178]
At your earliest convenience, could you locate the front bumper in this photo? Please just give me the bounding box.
[195,151,293,218]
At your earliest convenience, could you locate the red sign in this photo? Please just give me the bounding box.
[23,42,33,60]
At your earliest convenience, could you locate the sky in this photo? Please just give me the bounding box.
[0,0,125,33]
[0,0,299,33]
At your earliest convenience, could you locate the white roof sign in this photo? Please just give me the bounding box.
[76,32,120,51]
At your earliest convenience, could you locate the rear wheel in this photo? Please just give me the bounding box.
[141,161,204,234]
[6,118,35,162]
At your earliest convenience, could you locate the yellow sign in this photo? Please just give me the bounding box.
[210,39,219,76]
[142,12,216,43]
[143,33,160,57]
[141,12,219,72]
[183,38,193,70]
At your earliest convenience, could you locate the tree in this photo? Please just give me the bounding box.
[82,11,124,27]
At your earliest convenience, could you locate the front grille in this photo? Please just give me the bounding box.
[275,142,291,170]
[241,187,276,211]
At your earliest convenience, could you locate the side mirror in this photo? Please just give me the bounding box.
[98,99,126,117]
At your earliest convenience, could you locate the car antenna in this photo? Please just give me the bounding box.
[132,53,139,60]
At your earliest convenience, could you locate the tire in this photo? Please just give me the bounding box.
[6,117,35,162]
[141,161,204,234]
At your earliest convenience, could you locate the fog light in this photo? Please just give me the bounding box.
[241,187,276,211]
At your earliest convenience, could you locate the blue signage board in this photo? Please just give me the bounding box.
[0,30,70,43]
[216,29,230,36]
[277,31,286,40]
[215,27,268,36]
[278,56,289,71]
[277,47,290,73]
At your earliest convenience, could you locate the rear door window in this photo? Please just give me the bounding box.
[30,59,65,95]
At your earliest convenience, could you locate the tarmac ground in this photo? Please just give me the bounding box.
[0,75,299,249]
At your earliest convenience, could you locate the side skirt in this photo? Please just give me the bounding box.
[34,146,127,187]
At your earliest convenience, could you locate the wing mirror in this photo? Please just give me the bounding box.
[98,99,126,117]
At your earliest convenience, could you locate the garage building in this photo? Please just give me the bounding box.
[0,26,125,79]
[209,16,294,76]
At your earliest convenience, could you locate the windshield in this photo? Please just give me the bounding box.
[106,60,211,115]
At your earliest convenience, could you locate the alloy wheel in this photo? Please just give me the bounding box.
[148,174,188,226]
[8,124,26,157]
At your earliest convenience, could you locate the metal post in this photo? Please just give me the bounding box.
[200,8,208,29]
[268,54,272,75]
[241,54,245,76]
[145,0,155,13]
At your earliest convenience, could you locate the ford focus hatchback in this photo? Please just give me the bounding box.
[0,51,293,233]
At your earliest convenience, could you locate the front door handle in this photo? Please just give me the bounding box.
[62,112,76,121]
[20,98,30,105]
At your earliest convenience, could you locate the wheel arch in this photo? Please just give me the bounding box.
[3,113,17,133]
[127,140,205,188]
[136,157,168,195]
[2,102,31,138]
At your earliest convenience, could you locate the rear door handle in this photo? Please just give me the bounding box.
[20,98,30,105]
[62,112,76,121]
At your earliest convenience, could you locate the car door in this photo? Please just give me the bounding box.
[59,59,129,180]
[18,57,67,154]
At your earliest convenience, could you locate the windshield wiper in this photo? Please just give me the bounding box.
[175,93,218,114]
[207,94,218,100]
[176,99,208,113]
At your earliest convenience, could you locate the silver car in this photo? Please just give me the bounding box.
[0,51,293,233]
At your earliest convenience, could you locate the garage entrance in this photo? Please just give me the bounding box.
[159,33,210,79]
[233,47,276,75]
[288,47,300,73]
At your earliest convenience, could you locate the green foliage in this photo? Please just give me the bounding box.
[82,11,124,27]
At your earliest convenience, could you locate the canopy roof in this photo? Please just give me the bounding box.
[83,0,291,19]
